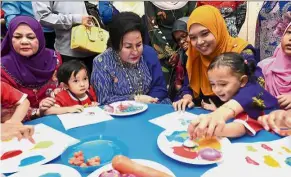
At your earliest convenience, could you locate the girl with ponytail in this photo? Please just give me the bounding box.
[188,52,279,138]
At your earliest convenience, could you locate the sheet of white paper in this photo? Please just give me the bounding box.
[149,111,198,130]
[1,123,79,152]
[201,163,289,177]
[1,124,79,174]
[220,136,291,169]
[57,106,113,130]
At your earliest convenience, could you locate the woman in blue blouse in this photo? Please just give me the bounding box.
[91,12,171,105]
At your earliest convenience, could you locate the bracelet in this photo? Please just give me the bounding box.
[222,105,236,117]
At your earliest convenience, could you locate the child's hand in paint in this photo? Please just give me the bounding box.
[67,105,84,113]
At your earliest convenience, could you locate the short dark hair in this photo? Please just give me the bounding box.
[107,12,145,51]
[57,60,88,85]
[208,52,256,78]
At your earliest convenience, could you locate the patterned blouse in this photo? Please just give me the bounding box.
[144,2,196,60]
[91,45,171,105]
[255,1,291,60]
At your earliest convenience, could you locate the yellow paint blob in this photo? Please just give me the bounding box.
[263,155,280,168]
[281,146,291,153]
[197,137,221,150]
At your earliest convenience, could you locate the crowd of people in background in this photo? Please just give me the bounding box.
[1,1,291,141]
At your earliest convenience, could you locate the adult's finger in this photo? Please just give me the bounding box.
[206,120,216,138]
[267,112,281,132]
[20,127,30,139]
[277,96,286,104]
[285,103,291,110]
[279,99,289,108]
[259,115,270,130]
[213,119,225,136]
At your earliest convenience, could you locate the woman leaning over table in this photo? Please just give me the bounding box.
[1,16,61,120]
[91,12,171,105]
[173,5,277,138]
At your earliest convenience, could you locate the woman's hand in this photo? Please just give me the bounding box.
[82,15,94,27]
[201,99,217,111]
[258,110,291,136]
[134,95,158,104]
[1,123,34,142]
[173,94,194,111]
[39,97,56,115]
[277,94,291,109]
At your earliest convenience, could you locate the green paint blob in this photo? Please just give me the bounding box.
[31,141,53,150]
[246,145,257,152]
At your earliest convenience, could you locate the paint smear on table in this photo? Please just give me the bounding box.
[1,150,22,160]
[19,155,45,167]
[31,141,53,150]
[39,173,61,177]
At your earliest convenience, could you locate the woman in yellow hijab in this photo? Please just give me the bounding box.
[173,5,263,138]
[173,5,260,110]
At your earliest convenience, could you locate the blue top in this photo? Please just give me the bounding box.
[91,45,171,105]
[98,1,119,24]
[2,1,53,32]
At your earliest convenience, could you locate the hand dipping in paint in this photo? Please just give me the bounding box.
[1,123,35,143]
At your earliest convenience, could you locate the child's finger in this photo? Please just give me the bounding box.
[209,98,215,106]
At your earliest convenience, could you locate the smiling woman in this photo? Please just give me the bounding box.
[1,16,61,120]
[172,5,279,139]
[91,12,171,105]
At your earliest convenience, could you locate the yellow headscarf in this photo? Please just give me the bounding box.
[186,5,249,98]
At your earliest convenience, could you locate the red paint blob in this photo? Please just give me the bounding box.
[261,144,273,151]
[245,156,259,166]
[172,146,198,159]
[1,150,22,160]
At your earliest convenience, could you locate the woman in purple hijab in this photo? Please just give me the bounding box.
[1,16,61,121]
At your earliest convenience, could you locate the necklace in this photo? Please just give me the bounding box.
[118,56,144,95]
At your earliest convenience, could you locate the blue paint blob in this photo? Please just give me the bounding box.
[285,157,291,166]
[39,173,61,177]
[166,131,189,143]
[19,155,45,167]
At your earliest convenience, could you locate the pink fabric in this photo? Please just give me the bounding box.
[258,23,291,97]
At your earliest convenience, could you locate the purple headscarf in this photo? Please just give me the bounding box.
[1,16,57,87]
